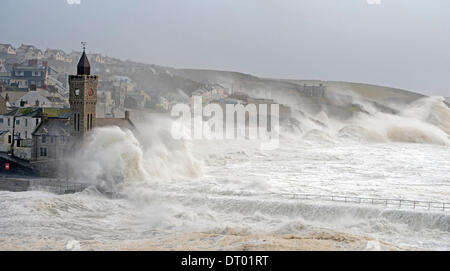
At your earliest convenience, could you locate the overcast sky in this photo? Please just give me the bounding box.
[1,0,449,96]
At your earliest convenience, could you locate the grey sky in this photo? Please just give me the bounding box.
[1,0,449,96]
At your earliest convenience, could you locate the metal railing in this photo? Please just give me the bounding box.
[271,193,450,212]
[2,176,448,211]
[26,178,89,195]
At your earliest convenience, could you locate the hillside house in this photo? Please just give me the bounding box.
[10,59,48,90]
[0,44,17,56]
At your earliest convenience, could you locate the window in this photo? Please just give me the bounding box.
[32,71,41,77]
[15,71,24,76]
[87,114,90,131]
[7,118,10,126]
[25,131,27,138]
[8,135,11,144]
[0,118,3,124]
[50,136,54,144]
[16,119,20,125]
[42,135,46,143]
[40,147,47,157]
[17,140,21,148]
[25,119,28,127]
[73,113,77,131]
[61,136,65,143]
[18,80,27,88]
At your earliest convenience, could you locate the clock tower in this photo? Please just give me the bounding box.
[69,43,98,141]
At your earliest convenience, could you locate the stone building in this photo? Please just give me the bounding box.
[68,49,98,142]
[30,46,135,176]
[0,95,7,114]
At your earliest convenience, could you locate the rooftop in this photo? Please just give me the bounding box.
[96,117,135,131]
[77,50,91,75]
[33,118,70,136]
[3,107,42,117]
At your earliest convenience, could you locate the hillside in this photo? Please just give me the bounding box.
[2,44,430,110]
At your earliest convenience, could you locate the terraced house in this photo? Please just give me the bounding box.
[10,59,48,90]
[16,44,44,60]
[0,108,44,160]
[0,43,17,56]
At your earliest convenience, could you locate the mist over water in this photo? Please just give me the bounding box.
[1,93,450,250]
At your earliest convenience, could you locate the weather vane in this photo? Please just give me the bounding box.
[81,41,87,52]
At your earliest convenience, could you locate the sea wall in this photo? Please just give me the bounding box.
[0,178,30,192]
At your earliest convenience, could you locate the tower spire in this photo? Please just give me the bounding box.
[69,41,98,141]
[77,42,90,75]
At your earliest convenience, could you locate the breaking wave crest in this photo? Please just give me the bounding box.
[290,96,450,145]
[67,116,203,190]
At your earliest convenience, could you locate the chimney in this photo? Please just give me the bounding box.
[125,110,130,120]
[28,59,37,66]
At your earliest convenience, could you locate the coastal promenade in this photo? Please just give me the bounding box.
[0,175,88,194]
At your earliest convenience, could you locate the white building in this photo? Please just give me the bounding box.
[17,44,44,60]
[0,108,44,159]
[0,108,43,141]
[0,130,12,153]
[45,49,66,61]
[0,44,16,55]
[44,49,73,63]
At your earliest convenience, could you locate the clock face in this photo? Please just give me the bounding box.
[88,88,94,96]
[75,89,80,96]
